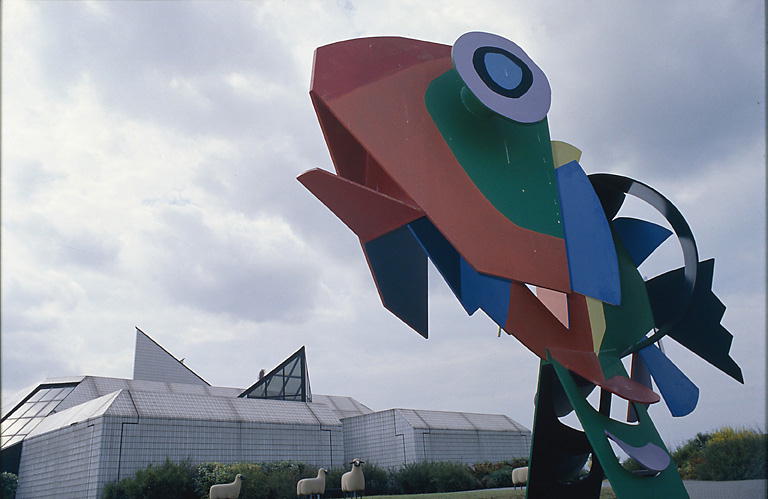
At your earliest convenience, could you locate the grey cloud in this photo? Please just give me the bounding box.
[539,1,763,179]
[1,279,62,334]
[0,344,71,399]
[56,230,121,269]
[143,205,318,323]
[189,121,367,266]
[10,215,121,271]
[6,160,64,201]
[37,1,303,138]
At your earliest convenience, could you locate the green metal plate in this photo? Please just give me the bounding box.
[425,69,564,238]
[550,358,689,499]
[599,236,655,355]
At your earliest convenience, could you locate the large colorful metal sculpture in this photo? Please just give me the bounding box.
[298,32,742,498]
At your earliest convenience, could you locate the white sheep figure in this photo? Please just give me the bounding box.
[296,467,328,499]
[341,458,365,498]
[209,474,245,499]
[511,466,528,488]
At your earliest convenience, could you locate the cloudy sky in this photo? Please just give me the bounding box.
[3,0,764,450]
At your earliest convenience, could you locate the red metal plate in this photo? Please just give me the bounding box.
[506,282,658,404]
[298,168,424,243]
[312,38,571,292]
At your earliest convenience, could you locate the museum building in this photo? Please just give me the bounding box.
[1,328,531,498]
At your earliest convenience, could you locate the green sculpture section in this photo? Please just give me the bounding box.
[426,69,564,238]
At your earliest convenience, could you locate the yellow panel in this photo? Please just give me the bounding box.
[586,296,606,351]
[551,140,582,168]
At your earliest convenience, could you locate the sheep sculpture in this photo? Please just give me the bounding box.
[341,458,365,498]
[511,466,528,489]
[296,468,327,499]
[209,474,245,499]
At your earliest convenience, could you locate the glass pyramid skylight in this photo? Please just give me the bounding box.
[239,346,311,402]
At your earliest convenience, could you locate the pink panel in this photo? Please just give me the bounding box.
[536,287,569,327]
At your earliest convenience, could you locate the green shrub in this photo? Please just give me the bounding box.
[505,457,529,469]
[103,459,197,499]
[470,460,526,488]
[1,472,18,499]
[392,461,478,494]
[482,467,515,488]
[103,458,537,498]
[668,427,768,481]
[261,461,310,499]
[429,461,479,492]
[362,463,393,495]
[391,462,431,494]
[695,427,767,481]
[197,461,311,499]
[471,461,504,478]
[193,462,268,499]
[324,467,345,496]
[672,432,711,479]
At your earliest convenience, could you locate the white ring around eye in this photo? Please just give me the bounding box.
[452,31,551,123]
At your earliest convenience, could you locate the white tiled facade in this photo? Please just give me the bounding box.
[15,414,107,498]
[342,409,531,468]
[4,331,531,498]
[15,389,345,499]
[132,329,210,386]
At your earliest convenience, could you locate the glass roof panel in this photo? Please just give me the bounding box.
[284,376,301,396]
[27,390,46,403]
[239,347,309,402]
[11,403,37,419]
[23,403,49,419]
[39,387,65,402]
[23,417,45,435]
[284,358,300,377]
[1,382,78,450]
[59,386,75,399]
[265,381,283,397]
[11,419,35,435]
[40,400,61,415]
[2,419,28,436]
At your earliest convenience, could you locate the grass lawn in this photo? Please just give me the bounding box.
[366,487,617,499]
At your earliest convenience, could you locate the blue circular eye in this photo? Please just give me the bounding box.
[473,47,533,98]
[452,32,551,123]
[484,52,523,89]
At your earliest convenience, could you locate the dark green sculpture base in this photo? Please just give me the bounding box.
[527,362,605,498]
[527,358,689,498]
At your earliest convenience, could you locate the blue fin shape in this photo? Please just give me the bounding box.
[407,218,473,314]
[364,225,428,337]
[637,344,699,417]
[408,218,510,324]
[612,218,672,267]
[459,258,511,327]
[556,161,621,305]
[646,259,743,383]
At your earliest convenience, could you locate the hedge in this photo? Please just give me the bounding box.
[1,472,18,499]
[102,458,529,498]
